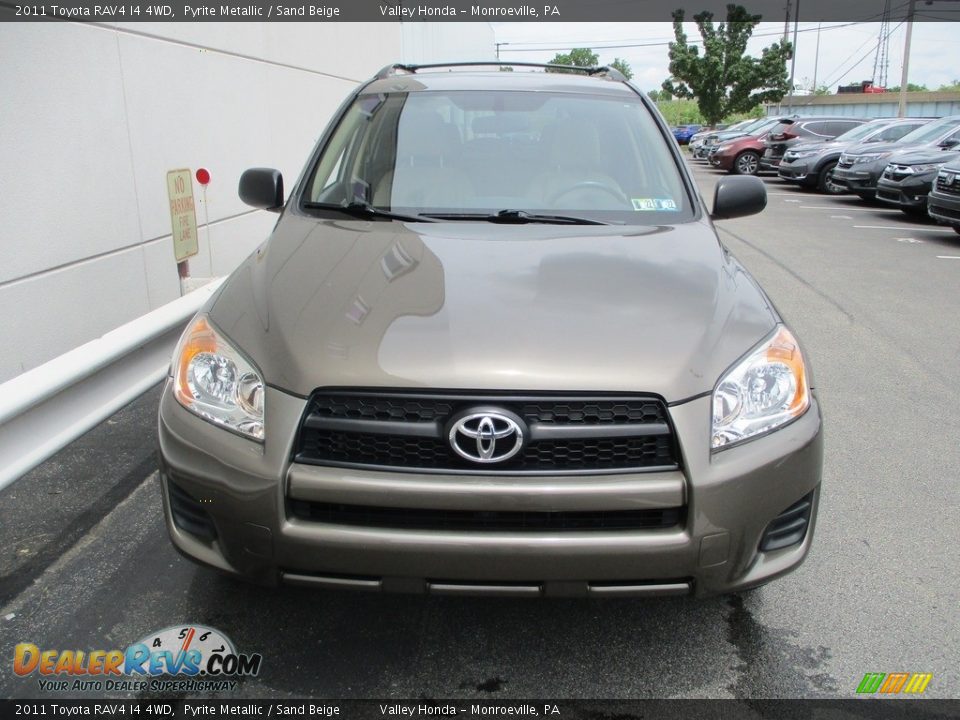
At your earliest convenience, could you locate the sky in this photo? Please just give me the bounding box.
[490,21,959,94]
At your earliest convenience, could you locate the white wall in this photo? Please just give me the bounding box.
[0,21,495,383]
[401,22,496,64]
[0,22,402,382]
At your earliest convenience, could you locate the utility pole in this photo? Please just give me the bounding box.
[812,22,822,94]
[897,0,916,118]
[788,0,800,108]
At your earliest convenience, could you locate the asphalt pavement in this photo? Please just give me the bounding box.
[2,160,958,700]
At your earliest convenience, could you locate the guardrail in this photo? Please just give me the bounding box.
[0,279,224,492]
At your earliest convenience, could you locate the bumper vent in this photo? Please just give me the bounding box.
[759,492,814,552]
[290,501,683,531]
[168,481,217,542]
[294,391,678,475]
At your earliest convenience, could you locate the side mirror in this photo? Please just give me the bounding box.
[711,176,767,220]
[239,168,284,211]
[940,138,959,150]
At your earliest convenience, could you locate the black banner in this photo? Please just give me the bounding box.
[2,700,960,719]
[1,0,958,23]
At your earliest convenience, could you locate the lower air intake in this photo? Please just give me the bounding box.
[759,492,814,552]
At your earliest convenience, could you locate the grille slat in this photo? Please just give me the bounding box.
[935,174,960,195]
[295,391,678,475]
[291,501,682,531]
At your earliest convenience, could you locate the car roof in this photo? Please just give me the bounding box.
[363,70,638,98]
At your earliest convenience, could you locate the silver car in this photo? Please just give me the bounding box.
[158,63,823,598]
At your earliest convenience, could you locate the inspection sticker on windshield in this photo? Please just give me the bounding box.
[632,198,678,211]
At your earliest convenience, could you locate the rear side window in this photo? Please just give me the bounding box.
[878,123,923,141]
[823,121,863,137]
[803,121,835,138]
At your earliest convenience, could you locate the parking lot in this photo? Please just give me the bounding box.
[2,159,959,701]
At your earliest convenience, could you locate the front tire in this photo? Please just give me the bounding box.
[817,161,843,194]
[732,151,760,176]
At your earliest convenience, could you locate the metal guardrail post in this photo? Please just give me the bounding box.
[0,279,224,492]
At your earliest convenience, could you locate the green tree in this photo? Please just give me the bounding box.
[937,79,960,92]
[661,4,792,126]
[610,57,634,80]
[547,48,599,71]
[888,83,929,93]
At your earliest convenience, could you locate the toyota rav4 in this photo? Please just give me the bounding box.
[157,62,823,598]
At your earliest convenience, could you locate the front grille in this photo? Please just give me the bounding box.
[936,173,960,195]
[290,501,683,531]
[759,492,814,552]
[168,481,217,542]
[882,166,913,182]
[294,391,678,475]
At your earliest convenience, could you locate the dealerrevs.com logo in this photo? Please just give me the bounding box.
[13,625,262,693]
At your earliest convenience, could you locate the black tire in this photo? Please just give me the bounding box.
[817,161,843,194]
[732,151,760,176]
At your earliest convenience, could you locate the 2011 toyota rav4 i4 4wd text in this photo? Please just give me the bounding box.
[158,63,823,598]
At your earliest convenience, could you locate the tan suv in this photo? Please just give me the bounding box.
[158,62,823,598]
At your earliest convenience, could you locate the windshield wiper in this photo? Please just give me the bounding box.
[302,201,433,223]
[422,209,611,225]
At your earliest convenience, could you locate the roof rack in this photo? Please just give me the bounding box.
[373,61,628,83]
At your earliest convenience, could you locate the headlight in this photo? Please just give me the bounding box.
[711,326,810,450]
[909,163,947,174]
[790,150,818,159]
[853,152,890,164]
[715,144,731,152]
[172,315,265,441]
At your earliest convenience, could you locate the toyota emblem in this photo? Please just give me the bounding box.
[448,411,524,464]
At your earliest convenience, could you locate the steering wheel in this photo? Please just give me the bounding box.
[547,180,630,206]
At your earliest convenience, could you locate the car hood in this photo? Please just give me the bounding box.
[886,149,960,166]
[844,139,927,157]
[208,215,778,402]
[791,139,846,154]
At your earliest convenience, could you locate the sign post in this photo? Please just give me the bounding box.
[166,169,199,276]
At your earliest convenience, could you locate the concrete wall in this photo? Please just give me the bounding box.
[0,22,492,383]
[766,91,960,118]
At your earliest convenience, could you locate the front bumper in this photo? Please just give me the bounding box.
[876,174,936,209]
[832,163,883,194]
[709,150,734,170]
[778,158,814,183]
[158,383,823,598]
[928,187,960,226]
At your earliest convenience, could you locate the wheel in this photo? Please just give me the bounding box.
[817,161,843,194]
[547,180,629,206]
[732,151,760,176]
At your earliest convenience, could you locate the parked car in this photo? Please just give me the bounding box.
[760,117,868,173]
[778,118,930,194]
[877,149,960,215]
[157,62,822,598]
[690,118,767,159]
[673,124,703,145]
[927,159,960,234]
[832,115,960,200]
[710,118,792,175]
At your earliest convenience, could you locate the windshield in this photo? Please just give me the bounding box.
[304,90,692,224]
[834,121,888,143]
[898,117,960,145]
